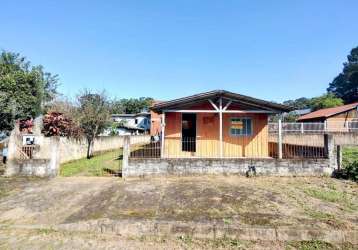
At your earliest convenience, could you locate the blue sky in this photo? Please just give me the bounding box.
[1,0,357,102]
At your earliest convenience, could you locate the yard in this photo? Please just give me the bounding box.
[0,176,356,249]
[60,149,123,176]
[343,146,358,166]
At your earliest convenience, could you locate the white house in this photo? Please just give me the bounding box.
[111,112,150,135]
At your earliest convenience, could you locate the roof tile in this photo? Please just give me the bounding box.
[297,102,358,121]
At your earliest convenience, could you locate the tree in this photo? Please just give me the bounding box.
[310,93,344,111]
[77,90,110,159]
[45,97,78,122]
[109,97,154,114]
[0,51,59,132]
[282,97,312,110]
[327,46,358,104]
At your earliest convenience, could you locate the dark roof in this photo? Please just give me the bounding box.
[151,90,291,113]
[118,124,146,131]
[297,102,358,121]
[111,112,150,118]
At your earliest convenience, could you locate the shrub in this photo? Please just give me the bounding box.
[345,161,358,181]
[42,112,82,138]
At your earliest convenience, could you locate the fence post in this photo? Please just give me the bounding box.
[122,135,130,178]
[301,123,304,134]
[324,120,327,132]
[160,112,165,158]
[336,145,342,170]
[278,119,283,159]
[324,133,336,169]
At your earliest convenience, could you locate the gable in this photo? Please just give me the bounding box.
[151,90,291,113]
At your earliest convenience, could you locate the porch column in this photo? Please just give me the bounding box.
[219,98,223,158]
[160,112,165,158]
[278,118,283,159]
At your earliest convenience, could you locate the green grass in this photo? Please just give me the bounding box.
[304,208,335,220]
[303,187,357,211]
[303,188,343,203]
[287,240,335,250]
[60,149,123,177]
[342,146,358,167]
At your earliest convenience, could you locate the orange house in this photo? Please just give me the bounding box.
[151,90,290,158]
[297,102,358,132]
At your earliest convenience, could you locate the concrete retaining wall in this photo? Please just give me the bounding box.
[5,132,149,177]
[124,158,333,178]
[5,159,57,177]
[269,132,358,146]
[23,219,355,244]
[34,135,150,164]
[330,132,358,145]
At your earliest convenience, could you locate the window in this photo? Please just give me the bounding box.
[230,118,252,136]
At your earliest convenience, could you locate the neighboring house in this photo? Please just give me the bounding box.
[111,113,151,135]
[290,108,311,116]
[151,90,290,158]
[297,102,358,132]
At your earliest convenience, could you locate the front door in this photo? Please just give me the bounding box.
[182,113,196,152]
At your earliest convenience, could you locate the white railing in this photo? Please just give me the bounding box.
[269,121,358,134]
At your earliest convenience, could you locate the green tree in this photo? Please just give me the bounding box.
[327,46,358,104]
[77,90,110,159]
[310,93,344,111]
[0,51,58,131]
[283,97,312,110]
[109,97,154,114]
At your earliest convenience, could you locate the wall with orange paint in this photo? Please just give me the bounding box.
[150,110,162,136]
[163,112,269,158]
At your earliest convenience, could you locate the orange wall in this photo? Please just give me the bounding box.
[164,112,269,157]
[326,109,358,131]
[150,110,162,136]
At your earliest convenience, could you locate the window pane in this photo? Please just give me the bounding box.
[246,119,252,135]
[230,118,252,136]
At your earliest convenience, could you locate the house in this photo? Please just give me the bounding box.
[297,102,358,132]
[150,90,290,158]
[288,108,311,116]
[111,113,151,135]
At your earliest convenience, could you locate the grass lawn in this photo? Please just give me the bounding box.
[60,149,123,177]
[343,146,358,167]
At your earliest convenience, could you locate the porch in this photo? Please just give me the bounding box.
[133,90,327,160]
[154,90,291,159]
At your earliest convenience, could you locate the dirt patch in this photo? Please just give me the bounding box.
[0,176,357,231]
[0,177,48,199]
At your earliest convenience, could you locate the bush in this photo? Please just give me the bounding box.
[334,160,358,182]
[345,161,358,181]
[42,112,82,138]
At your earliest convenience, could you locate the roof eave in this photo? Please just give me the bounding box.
[151,90,291,113]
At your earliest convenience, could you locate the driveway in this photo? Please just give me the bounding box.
[0,176,357,248]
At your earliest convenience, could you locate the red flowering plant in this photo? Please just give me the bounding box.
[42,112,82,138]
[19,118,34,133]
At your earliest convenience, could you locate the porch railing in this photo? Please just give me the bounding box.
[129,134,327,160]
[269,121,358,134]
